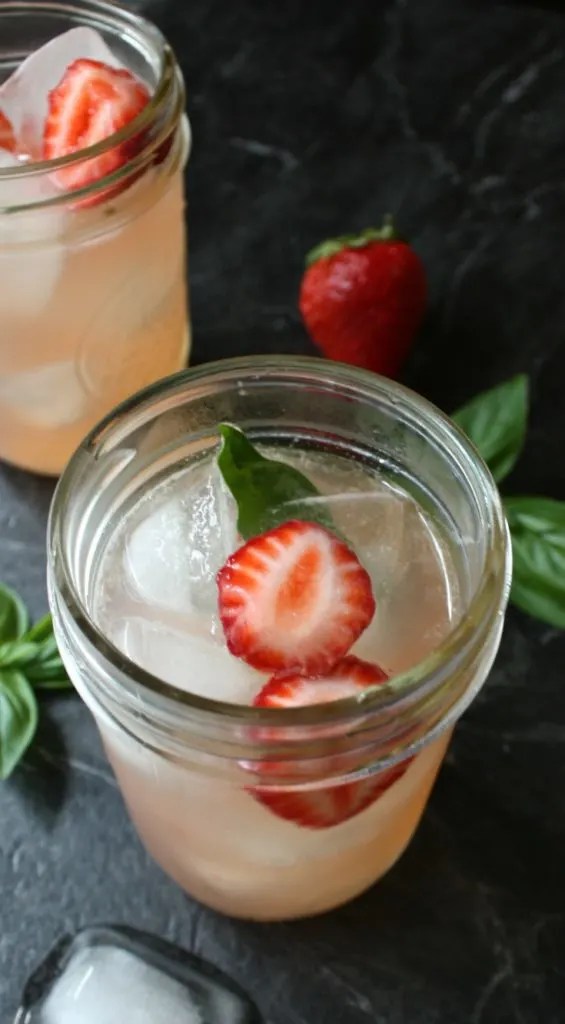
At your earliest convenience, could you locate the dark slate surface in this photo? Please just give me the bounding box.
[2,1,565,1021]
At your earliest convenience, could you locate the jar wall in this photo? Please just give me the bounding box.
[47,357,511,919]
[101,720,452,920]
[0,0,189,474]
[0,171,189,474]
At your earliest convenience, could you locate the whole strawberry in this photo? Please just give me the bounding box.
[299,216,427,378]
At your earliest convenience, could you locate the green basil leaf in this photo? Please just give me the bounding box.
[0,584,30,643]
[27,657,71,689]
[0,641,41,670]
[452,375,528,483]
[0,669,38,780]
[217,423,335,539]
[19,612,71,686]
[510,575,565,629]
[33,635,60,662]
[30,676,73,692]
[23,613,55,645]
[505,495,565,628]
[504,496,565,542]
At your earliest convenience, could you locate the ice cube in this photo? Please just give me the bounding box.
[124,464,239,618]
[0,28,121,156]
[0,151,67,312]
[0,361,89,427]
[348,488,456,673]
[38,946,201,1024]
[16,926,263,1024]
[299,485,410,598]
[115,617,260,703]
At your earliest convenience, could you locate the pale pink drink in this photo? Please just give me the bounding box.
[0,2,189,476]
[48,358,511,920]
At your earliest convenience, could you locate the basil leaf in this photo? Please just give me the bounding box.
[0,584,30,643]
[27,657,72,689]
[32,635,60,662]
[0,669,38,780]
[23,613,55,645]
[452,375,528,483]
[30,676,72,692]
[504,496,565,541]
[217,424,335,539]
[0,641,41,670]
[510,576,565,629]
[505,496,565,628]
[19,612,71,687]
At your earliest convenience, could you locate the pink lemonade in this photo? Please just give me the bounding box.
[91,450,458,919]
[0,9,189,476]
[48,359,511,921]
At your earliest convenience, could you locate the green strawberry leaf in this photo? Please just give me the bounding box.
[505,496,565,628]
[452,375,528,484]
[0,584,30,643]
[0,669,38,780]
[217,424,335,540]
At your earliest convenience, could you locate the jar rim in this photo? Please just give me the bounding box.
[49,356,512,735]
[0,0,187,210]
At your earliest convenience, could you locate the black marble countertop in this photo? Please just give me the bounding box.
[2,1,565,1021]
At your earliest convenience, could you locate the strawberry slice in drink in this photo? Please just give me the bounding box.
[248,656,414,829]
[0,110,15,152]
[43,57,150,198]
[217,519,376,675]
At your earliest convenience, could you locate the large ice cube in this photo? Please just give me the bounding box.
[16,926,263,1024]
[0,28,121,155]
[124,464,239,618]
[0,361,89,427]
[39,946,201,1024]
[0,151,66,312]
[115,617,261,704]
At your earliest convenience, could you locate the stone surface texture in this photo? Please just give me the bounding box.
[2,1,565,1022]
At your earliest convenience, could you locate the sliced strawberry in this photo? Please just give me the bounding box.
[0,110,16,153]
[255,655,389,707]
[217,520,375,675]
[43,58,150,195]
[248,656,413,829]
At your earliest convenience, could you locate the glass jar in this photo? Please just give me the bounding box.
[47,357,511,921]
[0,0,189,476]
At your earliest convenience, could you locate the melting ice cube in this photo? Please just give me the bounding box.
[0,362,89,428]
[15,926,263,1024]
[115,617,261,703]
[124,464,239,618]
[0,28,121,155]
[39,946,201,1024]
[0,151,66,313]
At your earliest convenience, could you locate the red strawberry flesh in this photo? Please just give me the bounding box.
[0,110,16,153]
[43,58,150,194]
[248,657,413,829]
[255,656,389,708]
[217,519,375,675]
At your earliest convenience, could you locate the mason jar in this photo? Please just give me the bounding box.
[0,0,189,476]
[47,357,512,920]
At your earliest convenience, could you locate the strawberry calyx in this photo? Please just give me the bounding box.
[305,214,398,267]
